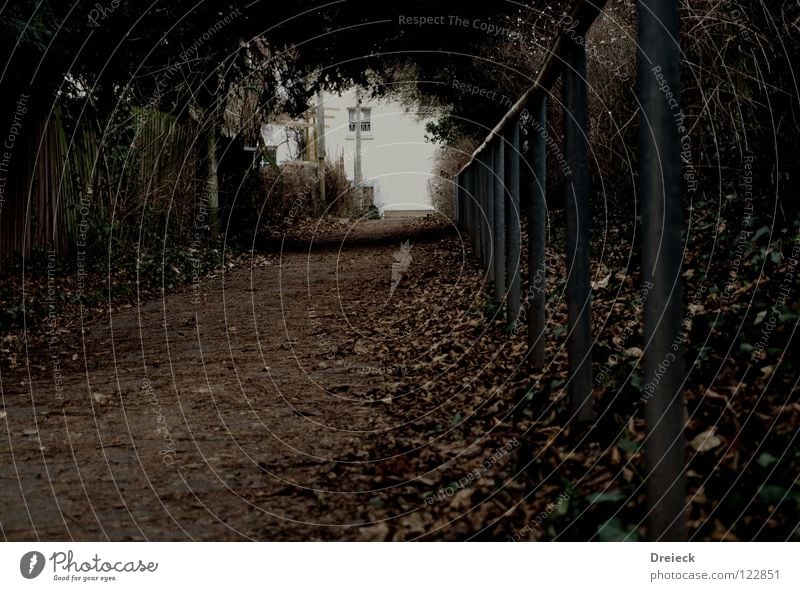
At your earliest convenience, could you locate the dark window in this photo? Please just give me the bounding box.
[348,107,371,133]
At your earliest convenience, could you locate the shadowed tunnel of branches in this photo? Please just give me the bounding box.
[0,0,798,543]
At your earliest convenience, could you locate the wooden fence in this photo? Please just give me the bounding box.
[0,109,199,263]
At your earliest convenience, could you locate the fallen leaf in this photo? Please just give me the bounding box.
[397,511,428,536]
[624,347,643,358]
[451,488,474,510]
[592,273,611,290]
[690,428,722,453]
[358,523,390,541]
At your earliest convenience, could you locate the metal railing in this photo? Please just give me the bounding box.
[453,0,685,541]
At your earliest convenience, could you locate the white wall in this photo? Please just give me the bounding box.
[266,88,437,212]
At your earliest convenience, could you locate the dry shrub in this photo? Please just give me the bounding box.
[324,153,354,214]
[257,156,357,223]
[429,136,479,217]
[258,160,317,222]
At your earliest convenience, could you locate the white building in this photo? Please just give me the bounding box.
[262,88,437,213]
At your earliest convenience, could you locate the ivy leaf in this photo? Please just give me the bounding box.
[588,489,626,504]
[757,452,779,468]
[753,226,771,241]
[597,518,639,541]
[758,485,787,504]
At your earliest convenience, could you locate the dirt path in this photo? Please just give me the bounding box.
[9,216,775,541]
[1,218,499,541]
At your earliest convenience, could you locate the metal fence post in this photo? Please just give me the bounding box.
[563,33,594,423]
[469,166,477,247]
[460,173,466,229]
[454,173,461,226]
[639,0,686,542]
[467,167,474,240]
[480,153,489,271]
[505,121,522,324]
[473,165,481,261]
[493,139,506,304]
[477,160,484,266]
[476,162,483,265]
[484,151,495,283]
[527,95,548,366]
[460,172,466,230]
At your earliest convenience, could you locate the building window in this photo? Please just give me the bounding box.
[348,107,371,133]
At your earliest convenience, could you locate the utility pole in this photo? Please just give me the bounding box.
[315,91,326,213]
[354,88,363,209]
